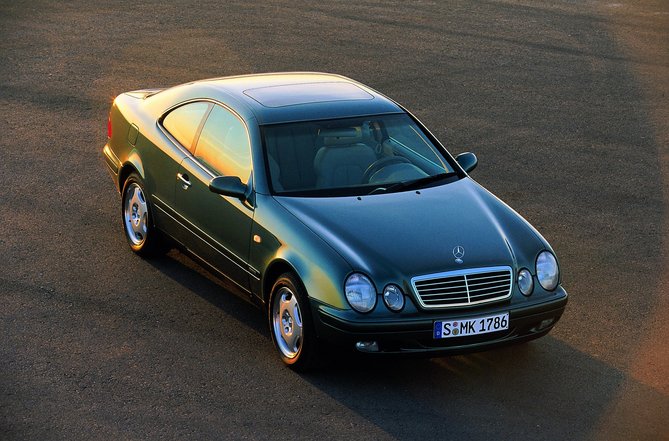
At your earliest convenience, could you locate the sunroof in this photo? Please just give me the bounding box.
[243,82,374,108]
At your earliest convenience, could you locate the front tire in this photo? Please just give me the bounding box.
[269,273,319,371]
[121,173,163,256]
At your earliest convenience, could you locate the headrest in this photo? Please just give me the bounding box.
[318,127,362,146]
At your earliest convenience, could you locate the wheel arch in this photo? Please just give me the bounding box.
[262,258,302,306]
[119,158,160,233]
[118,153,145,191]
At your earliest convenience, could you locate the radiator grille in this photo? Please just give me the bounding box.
[411,266,513,309]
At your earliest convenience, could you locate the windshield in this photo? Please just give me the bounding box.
[262,113,458,196]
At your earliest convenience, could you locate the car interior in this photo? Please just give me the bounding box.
[264,116,448,194]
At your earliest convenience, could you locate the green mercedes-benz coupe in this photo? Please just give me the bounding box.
[103,72,567,370]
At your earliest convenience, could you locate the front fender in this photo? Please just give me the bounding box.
[252,194,352,310]
[277,246,349,309]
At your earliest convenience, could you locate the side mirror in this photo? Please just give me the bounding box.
[209,176,247,199]
[455,152,478,173]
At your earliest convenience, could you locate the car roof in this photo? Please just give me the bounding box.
[179,72,404,125]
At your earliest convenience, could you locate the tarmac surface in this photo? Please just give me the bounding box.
[1,0,668,439]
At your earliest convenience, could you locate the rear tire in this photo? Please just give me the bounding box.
[121,172,165,256]
[269,273,319,371]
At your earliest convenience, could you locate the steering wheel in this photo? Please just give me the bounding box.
[362,156,411,183]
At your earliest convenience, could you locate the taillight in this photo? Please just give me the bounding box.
[107,113,112,138]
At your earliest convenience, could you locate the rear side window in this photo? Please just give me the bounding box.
[194,105,252,183]
[162,102,210,151]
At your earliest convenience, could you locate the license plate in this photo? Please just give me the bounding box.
[433,312,509,339]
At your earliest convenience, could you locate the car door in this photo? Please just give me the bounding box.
[152,101,211,237]
[173,103,255,292]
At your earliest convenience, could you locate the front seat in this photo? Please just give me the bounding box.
[313,128,377,188]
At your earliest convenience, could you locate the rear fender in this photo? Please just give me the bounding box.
[118,152,145,191]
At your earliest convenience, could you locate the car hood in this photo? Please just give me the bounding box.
[274,178,544,281]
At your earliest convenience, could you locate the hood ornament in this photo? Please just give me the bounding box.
[453,246,465,264]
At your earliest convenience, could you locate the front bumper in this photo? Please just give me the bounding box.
[312,286,568,356]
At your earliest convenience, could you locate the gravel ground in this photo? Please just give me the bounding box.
[1,0,668,439]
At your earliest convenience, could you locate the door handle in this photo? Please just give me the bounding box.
[177,172,191,189]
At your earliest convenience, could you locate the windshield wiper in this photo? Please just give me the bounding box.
[367,172,455,195]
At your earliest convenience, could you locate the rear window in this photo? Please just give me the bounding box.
[161,102,210,151]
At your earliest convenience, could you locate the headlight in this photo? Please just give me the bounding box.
[383,284,405,311]
[345,273,377,313]
[517,268,533,296]
[536,251,559,291]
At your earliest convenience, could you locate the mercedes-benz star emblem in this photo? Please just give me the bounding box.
[453,246,465,264]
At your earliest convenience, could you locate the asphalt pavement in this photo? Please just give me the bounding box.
[1,0,668,439]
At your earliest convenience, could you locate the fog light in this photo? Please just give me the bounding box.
[383,284,405,311]
[518,268,534,296]
[355,341,379,352]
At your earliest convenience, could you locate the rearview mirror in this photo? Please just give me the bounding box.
[455,152,478,173]
[209,176,247,199]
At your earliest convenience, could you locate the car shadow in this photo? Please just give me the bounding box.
[299,337,667,440]
[142,247,667,440]
[145,248,268,337]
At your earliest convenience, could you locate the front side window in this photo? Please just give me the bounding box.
[262,113,458,196]
[161,101,210,151]
[194,105,252,183]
